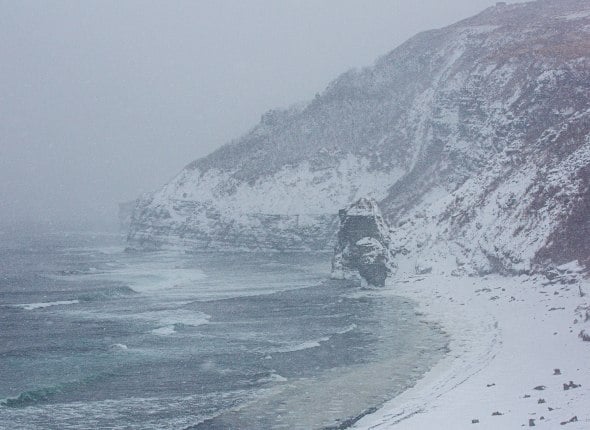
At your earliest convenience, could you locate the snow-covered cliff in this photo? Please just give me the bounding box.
[127,0,590,274]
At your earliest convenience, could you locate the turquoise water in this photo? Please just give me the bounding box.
[0,232,447,429]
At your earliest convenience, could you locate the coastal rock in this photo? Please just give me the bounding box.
[331,198,394,287]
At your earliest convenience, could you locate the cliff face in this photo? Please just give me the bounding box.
[331,198,394,287]
[127,0,590,274]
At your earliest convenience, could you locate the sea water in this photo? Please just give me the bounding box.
[0,231,447,429]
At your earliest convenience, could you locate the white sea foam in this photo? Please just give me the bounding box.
[151,326,177,336]
[117,266,208,295]
[51,251,208,299]
[258,372,288,384]
[336,323,357,335]
[147,310,211,336]
[268,325,356,353]
[13,300,79,310]
[272,337,330,353]
[108,343,129,351]
[0,389,262,430]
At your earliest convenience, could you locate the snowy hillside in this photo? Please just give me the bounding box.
[128,0,590,274]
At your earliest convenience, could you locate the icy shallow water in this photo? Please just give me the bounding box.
[0,232,447,429]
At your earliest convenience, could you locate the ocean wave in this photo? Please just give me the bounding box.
[267,324,356,354]
[69,264,206,297]
[1,386,63,408]
[77,285,136,302]
[50,254,208,300]
[56,268,101,276]
[336,323,357,335]
[151,325,177,336]
[0,372,113,408]
[116,267,208,295]
[1,388,262,430]
[71,245,125,256]
[108,343,129,352]
[257,372,288,384]
[271,337,330,353]
[12,300,79,311]
[148,310,211,336]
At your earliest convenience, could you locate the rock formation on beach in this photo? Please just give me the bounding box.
[126,0,590,275]
[331,198,394,287]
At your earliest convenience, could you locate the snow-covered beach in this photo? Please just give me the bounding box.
[355,270,590,429]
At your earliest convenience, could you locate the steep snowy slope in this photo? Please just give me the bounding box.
[381,0,590,274]
[128,0,590,274]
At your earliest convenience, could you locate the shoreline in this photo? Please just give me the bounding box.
[353,273,590,429]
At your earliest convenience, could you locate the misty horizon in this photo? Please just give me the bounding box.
[1,0,528,231]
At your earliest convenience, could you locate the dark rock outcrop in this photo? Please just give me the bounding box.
[331,198,394,286]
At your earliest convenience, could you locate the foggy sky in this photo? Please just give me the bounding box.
[0,0,528,231]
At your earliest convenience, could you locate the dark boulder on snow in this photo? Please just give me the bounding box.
[331,198,394,287]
